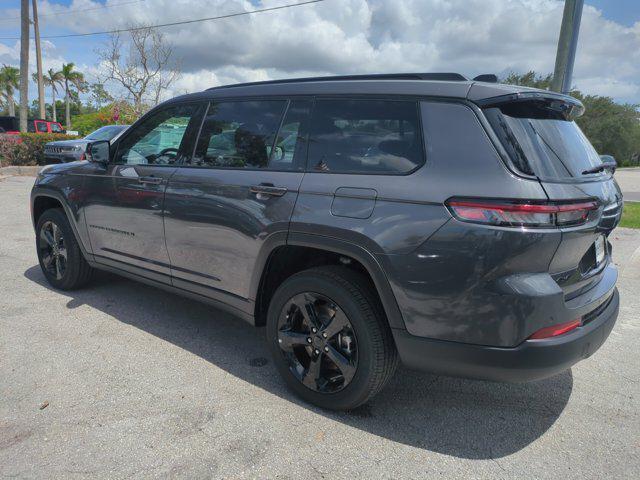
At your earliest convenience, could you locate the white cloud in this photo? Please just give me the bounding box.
[1,0,639,103]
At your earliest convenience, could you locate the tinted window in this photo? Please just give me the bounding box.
[115,104,198,165]
[36,122,48,133]
[307,99,424,174]
[50,123,63,133]
[486,103,606,180]
[269,100,312,170]
[191,100,287,169]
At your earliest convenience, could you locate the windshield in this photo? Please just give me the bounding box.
[85,125,126,141]
[485,105,607,181]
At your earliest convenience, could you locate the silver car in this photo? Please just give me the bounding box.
[44,125,129,163]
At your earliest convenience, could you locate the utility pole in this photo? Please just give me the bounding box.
[32,0,45,119]
[551,0,584,93]
[19,0,29,132]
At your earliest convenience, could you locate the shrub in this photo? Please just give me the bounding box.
[0,133,79,167]
[71,102,138,136]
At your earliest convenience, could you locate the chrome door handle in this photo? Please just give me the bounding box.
[138,176,163,185]
[250,184,288,197]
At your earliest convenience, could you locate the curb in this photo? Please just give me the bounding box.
[0,166,43,177]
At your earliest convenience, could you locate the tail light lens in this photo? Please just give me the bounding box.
[446,198,598,228]
[528,318,582,340]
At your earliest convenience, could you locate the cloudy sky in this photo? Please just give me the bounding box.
[0,0,639,104]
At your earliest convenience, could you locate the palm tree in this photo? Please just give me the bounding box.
[59,63,86,128]
[0,65,20,117]
[34,69,63,122]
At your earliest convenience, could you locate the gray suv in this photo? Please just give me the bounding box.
[30,73,622,410]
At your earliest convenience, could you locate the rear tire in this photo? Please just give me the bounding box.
[266,266,398,410]
[36,208,93,290]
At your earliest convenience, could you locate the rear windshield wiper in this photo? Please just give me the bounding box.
[582,162,616,175]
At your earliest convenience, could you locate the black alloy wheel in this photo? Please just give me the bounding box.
[267,266,398,410]
[35,208,93,290]
[276,292,358,393]
[38,220,67,280]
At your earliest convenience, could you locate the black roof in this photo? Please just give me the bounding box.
[164,72,575,107]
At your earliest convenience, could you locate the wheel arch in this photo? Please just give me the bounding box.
[252,232,405,331]
[31,189,93,261]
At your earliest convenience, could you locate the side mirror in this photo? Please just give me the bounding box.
[87,140,110,164]
[600,154,617,165]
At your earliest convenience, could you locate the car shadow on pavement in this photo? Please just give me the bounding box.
[24,265,573,460]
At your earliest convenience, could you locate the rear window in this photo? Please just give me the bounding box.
[307,99,424,174]
[485,102,606,181]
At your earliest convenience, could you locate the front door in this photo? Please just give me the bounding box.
[83,103,202,279]
[163,99,312,302]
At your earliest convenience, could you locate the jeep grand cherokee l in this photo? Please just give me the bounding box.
[31,73,622,410]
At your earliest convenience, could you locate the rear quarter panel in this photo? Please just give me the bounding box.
[290,100,554,346]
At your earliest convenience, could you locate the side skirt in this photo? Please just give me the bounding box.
[87,259,256,325]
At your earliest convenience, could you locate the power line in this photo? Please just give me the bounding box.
[0,0,147,22]
[0,0,326,40]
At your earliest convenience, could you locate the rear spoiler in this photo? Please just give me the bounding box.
[475,92,585,121]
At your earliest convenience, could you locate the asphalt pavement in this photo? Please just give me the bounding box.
[1,175,639,479]
[616,167,640,202]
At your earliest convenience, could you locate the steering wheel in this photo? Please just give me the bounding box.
[152,147,179,165]
[160,147,179,157]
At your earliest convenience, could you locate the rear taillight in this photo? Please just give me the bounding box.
[528,318,582,340]
[446,198,598,228]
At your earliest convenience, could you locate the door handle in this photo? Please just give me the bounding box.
[250,184,288,197]
[138,176,163,185]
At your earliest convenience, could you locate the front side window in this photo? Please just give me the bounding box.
[191,100,287,169]
[307,99,425,174]
[114,104,199,165]
[50,123,63,133]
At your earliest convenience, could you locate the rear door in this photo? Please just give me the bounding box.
[484,98,623,298]
[163,98,311,302]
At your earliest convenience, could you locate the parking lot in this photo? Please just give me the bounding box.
[1,175,639,479]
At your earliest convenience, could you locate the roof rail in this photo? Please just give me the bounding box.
[206,72,469,90]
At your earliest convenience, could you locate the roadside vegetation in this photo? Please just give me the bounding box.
[0,133,77,167]
[620,202,640,229]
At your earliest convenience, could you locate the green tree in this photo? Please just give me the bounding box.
[89,83,113,110]
[59,63,87,129]
[502,71,640,165]
[38,68,63,122]
[0,65,20,117]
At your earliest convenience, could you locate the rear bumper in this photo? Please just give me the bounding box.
[392,288,619,382]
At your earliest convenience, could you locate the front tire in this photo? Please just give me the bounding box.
[266,266,398,410]
[36,208,93,290]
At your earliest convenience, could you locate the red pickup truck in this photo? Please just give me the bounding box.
[0,116,65,134]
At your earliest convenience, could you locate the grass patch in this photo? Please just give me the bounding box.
[620,202,640,229]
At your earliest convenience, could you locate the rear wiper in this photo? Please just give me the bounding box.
[582,162,616,175]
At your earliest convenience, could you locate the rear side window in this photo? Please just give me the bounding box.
[36,121,48,133]
[191,100,287,169]
[307,99,424,174]
[485,101,606,180]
